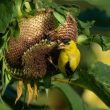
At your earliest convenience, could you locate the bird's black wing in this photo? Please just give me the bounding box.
[65,61,73,78]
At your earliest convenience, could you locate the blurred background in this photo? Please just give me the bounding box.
[0,0,110,110]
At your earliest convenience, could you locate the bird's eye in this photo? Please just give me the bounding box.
[63,39,70,45]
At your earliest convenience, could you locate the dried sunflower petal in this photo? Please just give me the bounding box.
[27,82,33,104]
[15,80,23,104]
[33,82,38,99]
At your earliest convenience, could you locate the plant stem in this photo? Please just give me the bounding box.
[52,78,85,88]
[52,77,71,84]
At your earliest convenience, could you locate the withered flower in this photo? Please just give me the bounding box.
[5,9,55,69]
[22,40,58,80]
[4,10,78,104]
[58,12,78,42]
[5,9,57,104]
[47,12,78,42]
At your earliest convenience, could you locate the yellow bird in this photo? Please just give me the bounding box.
[58,39,80,77]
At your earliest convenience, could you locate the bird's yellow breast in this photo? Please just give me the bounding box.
[69,48,80,72]
[58,51,69,73]
[58,40,80,74]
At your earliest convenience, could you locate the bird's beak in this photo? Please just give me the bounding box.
[58,43,65,49]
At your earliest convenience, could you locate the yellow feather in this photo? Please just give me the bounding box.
[69,48,80,72]
[58,51,68,73]
[58,40,80,75]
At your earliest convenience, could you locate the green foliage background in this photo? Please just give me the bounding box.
[0,0,110,110]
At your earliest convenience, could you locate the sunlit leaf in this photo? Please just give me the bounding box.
[0,102,12,110]
[0,49,3,61]
[77,34,88,44]
[53,11,65,24]
[13,0,24,18]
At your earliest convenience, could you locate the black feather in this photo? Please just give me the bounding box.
[65,61,73,78]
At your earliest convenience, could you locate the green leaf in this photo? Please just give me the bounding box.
[60,4,80,17]
[43,75,51,88]
[13,22,20,38]
[77,34,88,44]
[51,2,66,16]
[78,43,97,70]
[92,35,110,51]
[78,20,95,36]
[53,11,65,24]
[77,20,110,51]
[0,49,3,61]
[39,0,68,22]
[13,0,24,18]
[0,0,13,33]
[0,38,4,48]
[0,32,9,61]
[0,102,12,110]
[9,19,20,38]
[77,33,110,51]
[90,62,110,87]
[102,36,110,50]
[77,34,110,51]
[91,35,105,49]
[50,2,67,24]
[1,58,11,95]
[40,0,51,9]
[53,82,86,110]
[1,31,10,49]
[73,70,110,107]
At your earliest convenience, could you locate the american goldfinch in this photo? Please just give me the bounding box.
[58,39,80,77]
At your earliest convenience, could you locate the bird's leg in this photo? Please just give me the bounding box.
[68,75,73,82]
[68,69,77,82]
[47,56,57,69]
[65,69,73,82]
[15,80,23,104]
[27,81,33,104]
